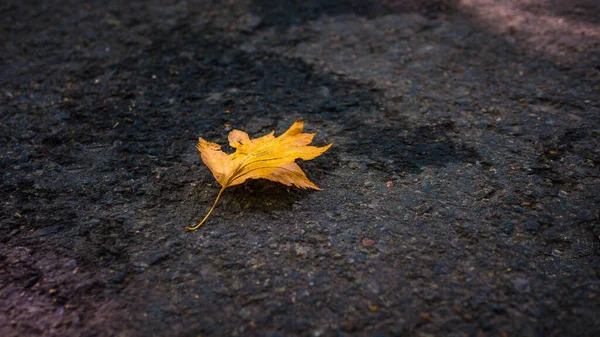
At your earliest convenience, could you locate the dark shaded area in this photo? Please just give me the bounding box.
[252,0,459,27]
[347,119,480,174]
[519,0,600,25]
[1,0,599,337]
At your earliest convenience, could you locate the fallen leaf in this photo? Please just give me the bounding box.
[188,120,332,231]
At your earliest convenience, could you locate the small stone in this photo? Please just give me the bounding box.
[36,225,62,237]
[64,259,78,268]
[489,303,506,313]
[318,86,330,98]
[348,161,362,169]
[56,111,71,120]
[108,271,127,284]
[362,239,375,247]
[423,292,438,301]
[522,219,539,232]
[24,274,39,288]
[295,246,308,257]
[511,278,530,293]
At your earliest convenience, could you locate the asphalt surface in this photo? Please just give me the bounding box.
[1,1,599,336]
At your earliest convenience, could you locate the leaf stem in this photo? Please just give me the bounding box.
[187,186,226,231]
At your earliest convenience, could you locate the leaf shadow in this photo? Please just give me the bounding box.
[223,179,311,213]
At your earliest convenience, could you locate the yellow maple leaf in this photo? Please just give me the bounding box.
[188,120,332,231]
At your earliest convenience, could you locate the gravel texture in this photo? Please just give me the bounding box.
[1,1,599,336]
